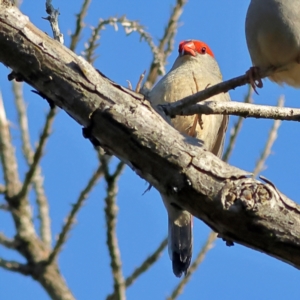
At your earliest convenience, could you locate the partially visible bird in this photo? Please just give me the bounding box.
[148,39,230,277]
[246,0,300,88]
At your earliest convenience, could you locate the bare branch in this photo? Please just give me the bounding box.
[84,16,160,66]
[47,163,104,265]
[253,96,284,178]
[177,99,300,121]
[0,91,21,198]
[145,0,187,88]
[100,155,126,300]
[222,86,253,163]
[69,0,91,52]
[0,257,31,275]
[168,232,217,300]
[125,237,167,287]
[107,238,167,299]
[0,232,18,249]
[19,107,56,200]
[13,81,52,248]
[44,0,64,43]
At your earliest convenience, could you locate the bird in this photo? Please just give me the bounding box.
[148,39,230,277]
[245,0,300,88]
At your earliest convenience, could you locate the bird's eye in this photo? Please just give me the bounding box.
[201,47,207,54]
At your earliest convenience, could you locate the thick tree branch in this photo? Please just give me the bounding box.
[1,3,300,272]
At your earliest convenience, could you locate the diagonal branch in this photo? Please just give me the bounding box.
[47,163,104,265]
[0,232,18,249]
[69,0,91,52]
[18,106,56,200]
[13,81,53,248]
[100,155,126,300]
[0,257,31,275]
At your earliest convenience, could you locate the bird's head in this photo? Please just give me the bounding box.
[178,40,214,58]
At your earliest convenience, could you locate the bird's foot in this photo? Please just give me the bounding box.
[246,66,263,94]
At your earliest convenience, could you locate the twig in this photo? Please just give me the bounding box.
[167,232,217,300]
[84,16,160,66]
[253,96,284,177]
[177,99,300,121]
[145,0,187,88]
[0,91,21,198]
[18,107,56,200]
[0,233,17,249]
[163,67,275,117]
[44,0,64,43]
[13,81,52,248]
[125,237,167,287]
[107,238,167,299]
[0,258,31,275]
[222,86,253,163]
[69,0,91,51]
[100,155,126,300]
[47,163,104,265]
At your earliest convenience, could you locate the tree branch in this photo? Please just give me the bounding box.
[13,81,53,248]
[176,98,300,121]
[0,257,31,275]
[1,3,300,271]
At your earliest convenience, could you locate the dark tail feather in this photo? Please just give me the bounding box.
[168,215,193,277]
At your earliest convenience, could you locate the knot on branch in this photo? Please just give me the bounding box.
[223,180,272,213]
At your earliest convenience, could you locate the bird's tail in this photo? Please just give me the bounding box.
[167,205,193,277]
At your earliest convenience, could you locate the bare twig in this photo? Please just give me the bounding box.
[69,0,91,51]
[100,155,126,300]
[145,0,187,88]
[222,86,253,163]
[107,238,167,300]
[13,81,52,248]
[125,237,167,287]
[0,233,17,249]
[177,99,300,121]
[47,163,104,265]
[44,0,64,43]
[253,96,284,178]
[19,107,56,200]
[0,91,21,198]
[0,258,31,275]
[167,232,217,300]
[84,16,160,67]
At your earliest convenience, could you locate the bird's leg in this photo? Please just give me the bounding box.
[188,115,199,137]
[246,66,263,94]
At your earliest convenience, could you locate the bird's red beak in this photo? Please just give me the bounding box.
[179,41,196,57]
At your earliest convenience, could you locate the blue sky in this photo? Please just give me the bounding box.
[1,1,300,299]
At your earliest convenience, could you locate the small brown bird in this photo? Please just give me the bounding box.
[149,39,230,277]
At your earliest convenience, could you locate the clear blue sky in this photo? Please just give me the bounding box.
[1,1,300,299]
